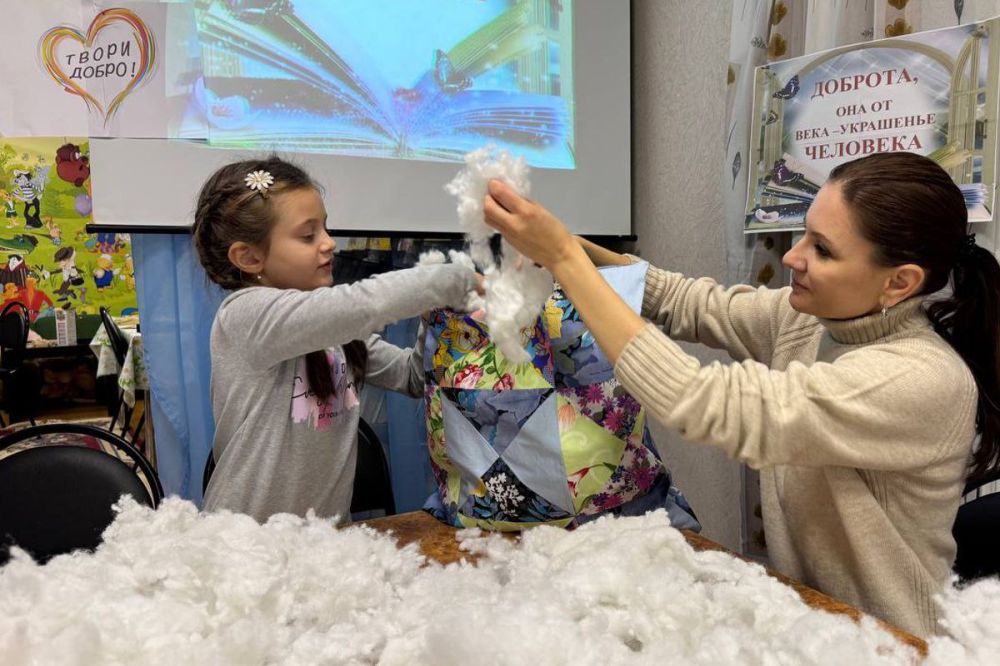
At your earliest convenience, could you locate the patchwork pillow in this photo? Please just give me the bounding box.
[423,261,699,531]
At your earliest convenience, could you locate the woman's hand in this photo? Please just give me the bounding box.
[483,180,577,271]
[483,179,645,363]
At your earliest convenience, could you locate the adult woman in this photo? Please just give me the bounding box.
[483,151,1000,637]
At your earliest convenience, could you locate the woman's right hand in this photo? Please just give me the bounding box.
[483,179,578,272]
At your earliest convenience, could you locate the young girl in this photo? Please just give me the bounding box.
[483,151,1000,637]
[193,157,476,523]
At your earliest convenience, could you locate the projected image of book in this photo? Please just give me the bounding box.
[187,0,575,169]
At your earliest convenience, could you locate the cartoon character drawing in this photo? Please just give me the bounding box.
[0,234,39,253]
[96,232,117,254]
[93,254,117,290]
[121,254,135,291]
[0,254,29,288]
[73,229,97,251]
[21,275,54,321]
[10,165,50,229]
[82,233,98,253]
[1,277,52,323]
[43,216,62,245]
[0,190,16,228]
[50,246,85,301]
[55,143,90,187]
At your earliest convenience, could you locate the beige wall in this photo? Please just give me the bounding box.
[631,0,743,551]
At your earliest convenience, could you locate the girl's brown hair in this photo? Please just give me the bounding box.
[829,151,1000,484]
[192,156,367,401]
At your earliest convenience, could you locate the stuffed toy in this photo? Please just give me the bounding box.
[423,260,700,531]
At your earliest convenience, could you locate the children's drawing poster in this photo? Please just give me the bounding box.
[745,18,1000,232]
[0,1,205,139]
[0,137,136,326]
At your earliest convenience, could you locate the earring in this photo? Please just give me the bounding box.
[881,304,888,318]
[256,273,262,281]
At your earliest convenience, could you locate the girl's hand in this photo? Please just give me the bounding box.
[483,180,576,271]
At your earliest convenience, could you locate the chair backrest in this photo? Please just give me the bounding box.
[953,491,1000,581]
[202,449,216,497]
[0,423,163,564]
[963,469,1000,497]
[200,418,396,517]
[0,301,29,370]
[350,418,396,516]
[99,306,129,367]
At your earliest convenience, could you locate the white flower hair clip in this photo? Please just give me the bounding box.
[245,170,274,197]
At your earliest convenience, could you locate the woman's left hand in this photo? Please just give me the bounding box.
[483,180,577,271]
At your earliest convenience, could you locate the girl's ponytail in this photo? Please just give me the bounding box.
[304,341,368,402]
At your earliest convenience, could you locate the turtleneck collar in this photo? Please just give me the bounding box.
[817,296,930,345]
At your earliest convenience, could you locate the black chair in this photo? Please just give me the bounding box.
[350,418,396,517]
[0,301,36,427]
[201,418,395,516]
[99,307,145,445]
[953,473,1000,581]
[202,448,215,497]
[0,423,163,565]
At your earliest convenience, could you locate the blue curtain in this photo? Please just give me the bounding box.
[381,317,435,512]
[132,234,225,504]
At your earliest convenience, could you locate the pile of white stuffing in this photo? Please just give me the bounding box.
[1,499,998,665]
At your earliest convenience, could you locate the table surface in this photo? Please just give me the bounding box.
[23,341,94,359]
[361,511,928,656]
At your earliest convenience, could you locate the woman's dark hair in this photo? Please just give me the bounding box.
[192,156,367,401]
[829,151,1000,484]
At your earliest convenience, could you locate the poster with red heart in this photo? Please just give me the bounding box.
[0,1,205,139]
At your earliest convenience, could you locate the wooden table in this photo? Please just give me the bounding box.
[362,511,928,657]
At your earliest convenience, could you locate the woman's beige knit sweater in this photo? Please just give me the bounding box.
[614,266,976,637]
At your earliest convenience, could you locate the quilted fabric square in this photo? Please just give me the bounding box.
[423,261,700,531]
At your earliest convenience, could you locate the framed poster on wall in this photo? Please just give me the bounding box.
[745,18,1000,233]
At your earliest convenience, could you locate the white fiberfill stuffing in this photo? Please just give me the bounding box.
[441,145,554,363]
[1,498,998,665]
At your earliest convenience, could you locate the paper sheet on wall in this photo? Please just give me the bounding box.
[0,0,205,139]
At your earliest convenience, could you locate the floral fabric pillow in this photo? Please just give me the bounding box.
[423,261,700,532]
